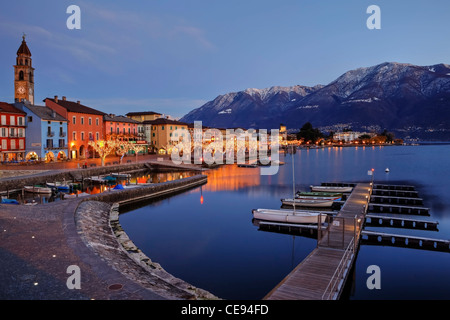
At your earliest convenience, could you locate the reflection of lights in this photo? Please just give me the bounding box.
[200,195,204,204]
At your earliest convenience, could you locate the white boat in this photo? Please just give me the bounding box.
[252,208,327,224]
[310,185,353,193]
[385,168,390,173]
[281,198,335,208]
[24,186,52,194]
[46,182,70,191]
[296,195,341,201]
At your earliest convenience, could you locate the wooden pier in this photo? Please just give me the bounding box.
[261,180,450,300]
[264,182,372,300]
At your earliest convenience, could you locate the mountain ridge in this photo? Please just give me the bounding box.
[180,62,450,139]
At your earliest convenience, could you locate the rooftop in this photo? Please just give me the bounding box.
[23,104,68,122]
[104,114,141,124]
[45,97,106,116]
[0,102,26,115]
[126,111,162,116]
[143,118,188,126]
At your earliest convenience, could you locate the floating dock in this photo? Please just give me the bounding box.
[262,180,449,300]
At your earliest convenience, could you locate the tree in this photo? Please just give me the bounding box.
[297,122,323,143]
[88,140,122,167]
[121,142,146,163]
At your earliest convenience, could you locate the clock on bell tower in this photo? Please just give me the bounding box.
[14,34,35,104]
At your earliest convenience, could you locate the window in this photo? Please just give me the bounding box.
[1,128,6,137]
[10,116,15,126]
[110,127,113,134]
[18,117,23,126]
[28,116,33,123]
[96,118,99,126]
[73,116,76,125]
[19,71,24,81]
[162,126,164,130]
[59,139,65,148]
[117,128,119,134]
[152,133,155,137]
[19,139,24,150]
[46,139,53,149]
[2,140,6,150]
[73,132,76,141]
[10,128,15,137]
[1,116,5,125]
[11,140,16,150]
[96,132,99,140]
[88,117,92,125]
[81,132,85,140]
[81,117,84,125]
[89,132,93,140]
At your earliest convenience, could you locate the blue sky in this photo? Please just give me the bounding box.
[1,0,449,118]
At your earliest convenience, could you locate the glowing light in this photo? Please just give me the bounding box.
[200,195,204,204]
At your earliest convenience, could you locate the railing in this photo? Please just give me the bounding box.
[321,237,355,300]
[47,131,55,137]
[59,132,66,137]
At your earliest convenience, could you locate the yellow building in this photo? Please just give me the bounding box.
[126,111,161,122]
[143,118,189,154]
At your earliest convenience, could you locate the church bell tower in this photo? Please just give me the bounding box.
[14,34,34,104]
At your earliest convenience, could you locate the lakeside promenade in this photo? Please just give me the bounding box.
[0,157,215,300]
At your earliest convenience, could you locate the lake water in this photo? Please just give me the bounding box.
[119,145,450,300]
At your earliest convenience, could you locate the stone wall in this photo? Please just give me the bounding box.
[74,174,217,300]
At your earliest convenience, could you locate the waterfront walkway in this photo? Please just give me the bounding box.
[0,172,213,300]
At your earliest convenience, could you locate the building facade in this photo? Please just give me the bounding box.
[15,102,68,161]
[0,102,26,162]
[45,96,105,159]
[143,118,189,154]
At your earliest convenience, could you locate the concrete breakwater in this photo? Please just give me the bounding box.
[74,174,218,300]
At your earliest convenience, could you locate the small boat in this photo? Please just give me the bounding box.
[281,198,335,208]
[385,168,390,173]
[252,208,327,224]
[1,198,19,205]
[24,185,52,194]
[296,195,341,201]
[310,185,353,193]
[111,172,131,178]
[297,191,342,198]
[237,163,258,168]
[46,182,70,191]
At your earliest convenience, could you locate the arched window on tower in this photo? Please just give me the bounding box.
[19,71,24,81]
[25,59,28,66]
[29,72,33,83]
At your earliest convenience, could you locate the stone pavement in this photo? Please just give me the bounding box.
[0,175,216,300]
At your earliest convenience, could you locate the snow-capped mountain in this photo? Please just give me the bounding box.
[180,62,450,139]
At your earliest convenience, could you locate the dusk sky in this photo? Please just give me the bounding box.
[1,0,449,118]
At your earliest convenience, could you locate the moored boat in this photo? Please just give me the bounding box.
[252,208,327,224]
[296,191,342,198]
[24,185,52,194]
[310,185,353,193]
[111,172,131,178]
[281,198,335,208]
[46,182,70,191]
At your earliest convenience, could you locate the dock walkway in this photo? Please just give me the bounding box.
[264,183,372,300]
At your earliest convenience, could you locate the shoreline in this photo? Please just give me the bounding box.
[0,164,218,300]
